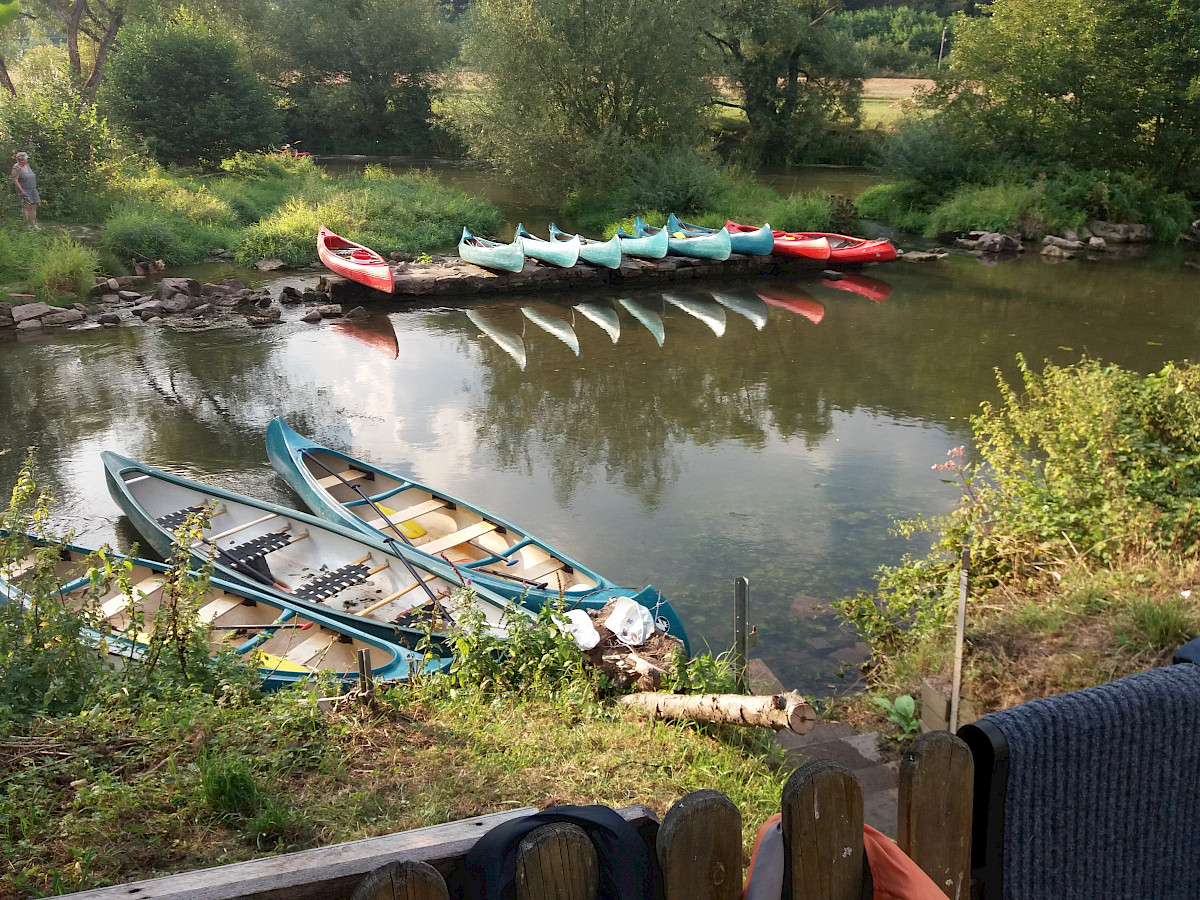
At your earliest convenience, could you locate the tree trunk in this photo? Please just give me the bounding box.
[0,55,15,96]
[617,689,818,734]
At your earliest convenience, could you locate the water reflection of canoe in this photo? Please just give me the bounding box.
[465,309,527,370]
[663,293,727,337]
[574,302,621,343]
[332,316,399,360]
[756,287,826,324]
[317,226,394,294]
[710,291,769,330]
[521,307,580,355]
[516,223,580,268]
[618,298,665,347]
[822,271,894,302]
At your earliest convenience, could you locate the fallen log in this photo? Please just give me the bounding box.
[617,689,818,734]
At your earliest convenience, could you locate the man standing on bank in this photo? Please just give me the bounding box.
[12,151,41,230]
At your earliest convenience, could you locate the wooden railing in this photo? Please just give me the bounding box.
[60,731,973,900]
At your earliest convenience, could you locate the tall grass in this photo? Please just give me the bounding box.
[0,228,99,300]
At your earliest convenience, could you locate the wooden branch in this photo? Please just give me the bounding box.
[617,690,818,734]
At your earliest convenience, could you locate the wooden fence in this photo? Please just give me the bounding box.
[61,731,973,900]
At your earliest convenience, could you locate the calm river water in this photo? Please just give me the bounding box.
[2,169,1197,697]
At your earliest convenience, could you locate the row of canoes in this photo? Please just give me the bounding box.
[0,421,689,691]
[317,219,897,291]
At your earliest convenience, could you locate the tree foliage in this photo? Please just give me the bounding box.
[102,12,281,165]
[251,0,457,155]
[707,0,864,164]
[938,0,1200,191]
[451,0,716,197]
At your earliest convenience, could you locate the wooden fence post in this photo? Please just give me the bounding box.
[514,822,598,900]
[782,760,864,900]
[658,789,743,900]
[898,731,974,900]
[350,859,448,900]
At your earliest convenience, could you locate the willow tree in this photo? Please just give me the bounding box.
[451,0,717,197]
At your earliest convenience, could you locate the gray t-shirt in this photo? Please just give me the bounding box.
[13,164,39,204]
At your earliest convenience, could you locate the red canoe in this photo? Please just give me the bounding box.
[822,271,894,302]
[727,221,830,261]
[317,226,394,294]
[756,287,825,325]
[779,230,897,265]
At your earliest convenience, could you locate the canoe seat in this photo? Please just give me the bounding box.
[293,562,372,604]
[362,498,446,529]
[419,522,499,556]
[157,503,212,530]
[198,595,249,624]
[513,558,568,581]
[223,531,293,565]
[317,469,373,490]
[286,635,341,665]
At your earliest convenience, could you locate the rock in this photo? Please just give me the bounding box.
[0,301,10,317]
[301,309,323,323]
[1088,220,1152,243]
[162,295,197,314]
[192,303,216,316]
[98,312,121,326]
[301,289,328,303]
[16,319,42,331]
[954,237,979,250]
[898,250,947,262]
[0,315,13,328]
[316,304,343,319]
[1063,227,1080,242]
[159,277,200,300]
[1128,224,1153,242]
[132,300,166,319]
[346,306,368,318]
[8,293,35,304]
[257,305,282,320]
[254,258,285,271]
[1088,236,1108,251]
[255,295,274,310]
[42,309,86,326]
[114,275,146,287]
[117,290,142,301]
[1041,244,1075,260]
[219,277,247,291]
[280,286,303,303]
[246,316,277,327]
[11,302,55,324]
[1042,235,1085,251]
[974,232,1023,253]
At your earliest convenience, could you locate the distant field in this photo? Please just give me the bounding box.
[861,77,934,127]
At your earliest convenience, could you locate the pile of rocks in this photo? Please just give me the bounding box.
[953,220,1157,261]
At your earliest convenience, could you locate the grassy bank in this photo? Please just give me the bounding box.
[837,356,1200,715]
[0,466,791,898]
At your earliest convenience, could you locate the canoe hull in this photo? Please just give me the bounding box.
[668,215,774,256]
[615,225,669,259]
[516,224,580,268]
[317,226,394,294]
[639,216,731,261]
[770,228,897,265]
[265,419,690,652]
[459,227,526,273]
[550,224,622,269]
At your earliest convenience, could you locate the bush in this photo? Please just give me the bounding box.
[853,182,932,232]
[25,236,99,299]
[924,181,1045,237]
[765,192,837,233]
[102,205,238,266]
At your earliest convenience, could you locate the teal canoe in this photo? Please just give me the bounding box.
[549,223,623,269]
[459,227,526,273]
[515,223,580,268]
[614,223,669,259]
[101,451,533,648]
[638,215,731,261]
[0,536,445,689]
[666,214,774,256]
[264,419,691,653]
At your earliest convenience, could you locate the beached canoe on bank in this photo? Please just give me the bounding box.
[264,418,690,651]
[725,221,831,262]
[515,224,580,268]
[317,226,394,294]
[549,223,623,269]
[637,216,731,261]
[0,538,444,688]
[102,452,532,647]
[614,223,669,259]
[740,223,897,265]
[459,228,526,273]
[667,215,774,256]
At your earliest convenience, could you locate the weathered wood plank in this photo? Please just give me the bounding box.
[898,731,973,900]
[782,760,864,900]
[57,807,539,900]
[515,823,598,900]
[349,860,448,900]
[657,789,742,900]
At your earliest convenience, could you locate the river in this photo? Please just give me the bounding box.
[2,166,1196,698]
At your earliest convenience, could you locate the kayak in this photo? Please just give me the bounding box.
[101,451,532,647]
[549,223,623,269]
[638,216,731,261]
[614,223,669,259]
[317,226,394,294]
[265,418,691,652]
[667,215,774,256]
[459,227,526,273]
[515,223,580,268]
[0,537,445,689]
[726,221,830,262]
[756,225,897,265]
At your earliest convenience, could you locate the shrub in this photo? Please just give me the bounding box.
[765,192,837,233]
[853,182,932,232]
[25,236,99,299]
[102,205,238,267]
[924,181,1045,237]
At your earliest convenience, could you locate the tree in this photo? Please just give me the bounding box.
[451,0,717,197]
[102,12,281,165]
[13,0,146,95]
[706,0,864,164]
[254,0,456,155]
[941,0,1200,190]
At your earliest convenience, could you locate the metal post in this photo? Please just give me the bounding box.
[734,576,749,693]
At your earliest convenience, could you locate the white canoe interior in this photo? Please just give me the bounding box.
[2,546,394,677]
[119,470,517,635]
[302,451,602,596]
